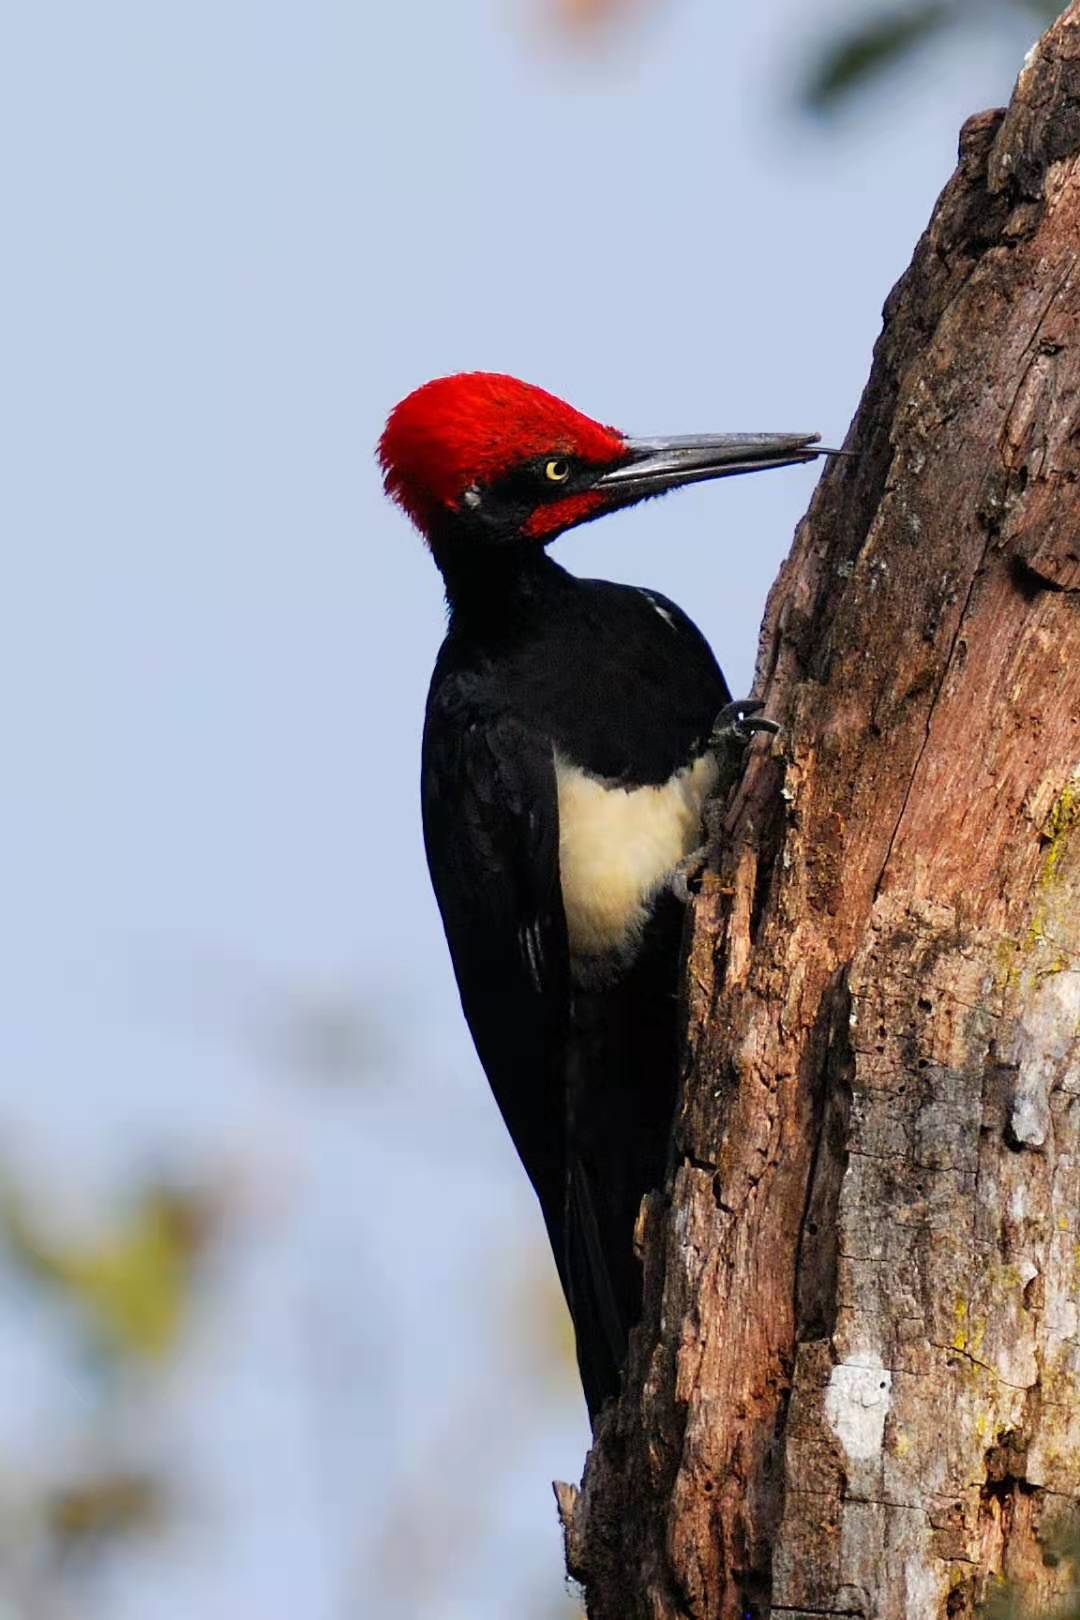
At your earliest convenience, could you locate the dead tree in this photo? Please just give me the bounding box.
[557,7,1080,1616]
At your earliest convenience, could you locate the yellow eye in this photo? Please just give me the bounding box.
[545,458,571,483]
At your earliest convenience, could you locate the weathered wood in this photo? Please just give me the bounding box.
[559,9,1080,1616]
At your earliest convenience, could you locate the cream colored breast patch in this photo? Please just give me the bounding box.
[554,751,718,965]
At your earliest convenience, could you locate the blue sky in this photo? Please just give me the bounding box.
[0,2,1036,1615]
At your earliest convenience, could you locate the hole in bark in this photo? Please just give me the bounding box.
[982,1431,1034,1514]
[918,997,933,1012]
[712,1173,733,1214]
[982,1470,1036,1506]
[1003,1120,1028,1153]
[748,835,778,946]
[917,1058,929,1068]
[1010,554,1066,597]
[736,1567,770,1620]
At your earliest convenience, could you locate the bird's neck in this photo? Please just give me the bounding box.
[432,532,574,636]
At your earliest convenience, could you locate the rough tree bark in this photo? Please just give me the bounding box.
[557,9,1080,1617]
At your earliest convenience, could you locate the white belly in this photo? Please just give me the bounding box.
[554,751,718,968]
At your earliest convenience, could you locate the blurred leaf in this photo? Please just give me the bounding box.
[804,2,952,109]
[550,0,641,27]
[45,1471,165,1545]
[508,1250,579,1393]
[0,1181,214,1361]
[1013,0,1064,16]
[164,951,385,1087]
[272,997,380,1085]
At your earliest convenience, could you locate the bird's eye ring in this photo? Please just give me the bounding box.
[544,458,571,484]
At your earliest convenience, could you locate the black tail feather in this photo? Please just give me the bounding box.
[563,899,684,1423]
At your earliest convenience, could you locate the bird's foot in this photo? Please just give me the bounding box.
[674,704,781,901]
[709,698,780,793]
[710,697,781,748]
[669,844,708,905]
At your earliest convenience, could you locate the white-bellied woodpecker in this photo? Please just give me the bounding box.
[379,372,833,1421]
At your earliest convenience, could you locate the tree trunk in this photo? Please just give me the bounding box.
[557,8,1080,1616]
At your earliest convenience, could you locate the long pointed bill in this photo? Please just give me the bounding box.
[594,432,830,500]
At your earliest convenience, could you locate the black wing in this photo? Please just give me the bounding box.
[422,643,700,1423]
[421,674,572,1295]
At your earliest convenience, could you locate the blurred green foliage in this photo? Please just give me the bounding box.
[804,0,1064,109]
[806,1,952,105]
[0,1173,216,1600]
[0,1178,212,1361]
[45,1472,165,1545]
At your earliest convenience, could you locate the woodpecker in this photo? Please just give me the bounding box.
[379,372,829,1422]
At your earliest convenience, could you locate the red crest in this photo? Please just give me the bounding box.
[379,372,625,535]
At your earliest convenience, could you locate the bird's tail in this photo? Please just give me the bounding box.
[566,1153,631,1420]
[563,901,684,1423]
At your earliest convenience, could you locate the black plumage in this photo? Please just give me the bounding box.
[422,553,727,1418]
[379,370,823,1421]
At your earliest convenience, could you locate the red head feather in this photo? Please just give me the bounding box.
[378,372,626,537]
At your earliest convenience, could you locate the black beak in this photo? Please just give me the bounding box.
[594,431,833,500]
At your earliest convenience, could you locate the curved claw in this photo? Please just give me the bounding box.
[669,844,707,905]
[714,698,765,727]
[710,698,782,746]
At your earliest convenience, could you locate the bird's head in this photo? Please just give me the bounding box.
[378,371,824,553]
